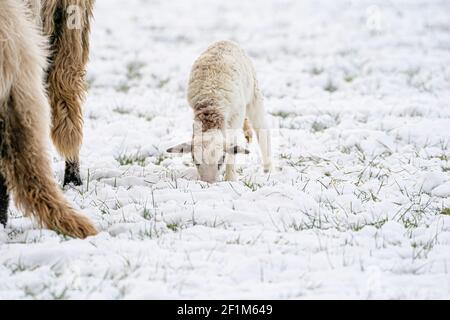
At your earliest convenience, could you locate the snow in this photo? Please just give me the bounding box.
[1,0,450,299]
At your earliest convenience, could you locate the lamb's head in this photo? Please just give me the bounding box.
[167,129,249,183]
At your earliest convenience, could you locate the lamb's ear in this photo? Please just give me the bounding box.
[167,142,192,154]
[226,145,250,155]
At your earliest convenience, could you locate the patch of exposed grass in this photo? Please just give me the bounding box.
[142,208,153,221]
[126,61,146,81]
[116,83,132,93]
[153,154,168,166]
[242,178,263,192]
[310,66,324,75]
[311,120,329,133]
[167,222,182,232]
[324,80,338,93]
[157,78,171,88]
[270,111,298,119]
[137,112,155,122]
[344,74,356,83]
[116,152,147,166]
[113,106,132,115]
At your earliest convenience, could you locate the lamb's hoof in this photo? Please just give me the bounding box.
[225,173,237,182]
[63,161,83,187]
[263,163,273,174]
[244,132,253,144]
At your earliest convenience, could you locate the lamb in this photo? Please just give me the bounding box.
[0,0,97,238]
[167,41,272,183]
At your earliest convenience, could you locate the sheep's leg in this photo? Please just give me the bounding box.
[0,173,9,227]
[247,92,273,173]
[48,47,84,187]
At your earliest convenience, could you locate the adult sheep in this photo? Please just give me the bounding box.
[0,0,97,238]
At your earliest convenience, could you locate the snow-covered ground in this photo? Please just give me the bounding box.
[1,0,450,299]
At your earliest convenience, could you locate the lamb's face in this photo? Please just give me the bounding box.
[192,130,226,183]
[167,129,250,183]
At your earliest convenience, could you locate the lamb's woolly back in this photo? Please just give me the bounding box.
[187,41,257,129]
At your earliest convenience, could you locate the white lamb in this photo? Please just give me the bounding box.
[168,41,272,183]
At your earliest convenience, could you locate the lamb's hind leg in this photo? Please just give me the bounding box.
[247,92,273,173]
[243,118,253,144]
[0,174,9,227]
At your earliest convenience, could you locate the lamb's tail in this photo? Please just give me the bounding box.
[0,0,97,238]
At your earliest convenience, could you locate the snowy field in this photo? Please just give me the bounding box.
[1,0,450,299]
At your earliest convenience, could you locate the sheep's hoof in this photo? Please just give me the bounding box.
[0,206,8,227]
[0,211,7,228]
[0,176,9,227]
[63,161,83,187]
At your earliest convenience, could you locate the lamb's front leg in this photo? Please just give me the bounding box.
[225,147,237,181]
[225,162,237,182]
